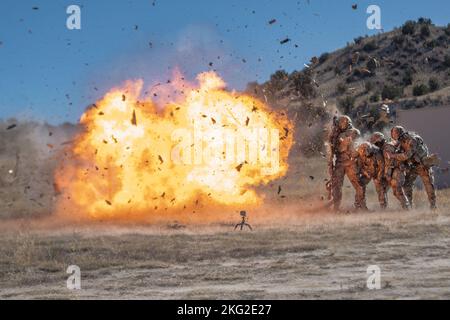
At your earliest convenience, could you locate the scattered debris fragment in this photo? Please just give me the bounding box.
[131,110,137,126]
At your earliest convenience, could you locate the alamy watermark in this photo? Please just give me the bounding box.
[66,265,81,290]
[170,121,281,176]
[366,265,381,290]
[366,5,382,30]
[66,5,81,30]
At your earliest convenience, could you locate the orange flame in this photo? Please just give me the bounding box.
[55,71,294,220]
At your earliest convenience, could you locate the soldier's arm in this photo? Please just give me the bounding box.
[392,139,416,161]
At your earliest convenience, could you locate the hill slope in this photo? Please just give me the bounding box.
[246,18,450,155]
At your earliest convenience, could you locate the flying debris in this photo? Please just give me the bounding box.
[131,110,137,126]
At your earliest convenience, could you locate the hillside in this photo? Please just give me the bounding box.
[246,18,450,155]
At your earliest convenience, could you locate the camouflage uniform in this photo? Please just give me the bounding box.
[356,142,387,209]
[329,116,366,211]
[370,132,410,210]
[390,126,437,209]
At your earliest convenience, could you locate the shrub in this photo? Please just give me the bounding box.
[334,65,341,75]
[444,55,450,68]
[319,52,330,64]
[267,70,289,93]
[365,81,374,92]
[270,69,288,82]
[445,23,450,36]
[393,35,405,45]
[428,78,439,92]
[370,93,381,102]
[382,85,403,100]
[354,36,364,45]
[338,96,356,114]
[425,40,438,48]
[413,84,429,96]
[418,17,432,25]
[363,40,378,52]
[420,24,431,38]
[402,20,416,35]
[291,69,317,99]
[336,82,347,95]
[402,70,414,86]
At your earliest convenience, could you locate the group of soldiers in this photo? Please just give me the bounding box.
[327,115,438,212]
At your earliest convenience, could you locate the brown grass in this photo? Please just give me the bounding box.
[1,157,449,299]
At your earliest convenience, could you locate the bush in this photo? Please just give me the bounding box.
[393,35,405,45]
[336,82,347,95]
[428,78,439,92]
[425,40,438,49]
[270,69,288,82]
[382,85,403,100]
[290,69,317,99]
[319,52,330,64]
[365,81,374,92]
[338,96,356,114]
[334,65,341,75]
[418,17,432,25]
[444,55,450,68]
[363,40,378,52]
[370,93,381,102]
[267,70,289,93]
[413,84,429,96]
[402,70,414,86]
[445,23,450,36]
[354,36,365,45]
[420,24,431,38]
[402,20,416,35]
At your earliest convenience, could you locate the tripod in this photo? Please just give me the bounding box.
[234,211,253,231]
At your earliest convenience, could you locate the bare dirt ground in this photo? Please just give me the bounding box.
[0,157,449,299]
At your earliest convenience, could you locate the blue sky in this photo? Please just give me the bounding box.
[0,0,449,124]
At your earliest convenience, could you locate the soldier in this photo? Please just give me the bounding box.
[356,142,387,209]
[370,132,410,210]
[372,104,391,132]
[328,115,366,211]
[390,126,437,209]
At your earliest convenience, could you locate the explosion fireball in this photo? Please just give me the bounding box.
[55,71,293,220]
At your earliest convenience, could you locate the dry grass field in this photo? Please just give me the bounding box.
[0,157,449,299]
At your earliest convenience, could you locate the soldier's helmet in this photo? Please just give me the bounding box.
[349,128,360,139]
[391,126,405,140]
[370,132,385,147]
[380,104,390,114]
[337,115,352,130]
[357,142,372,158]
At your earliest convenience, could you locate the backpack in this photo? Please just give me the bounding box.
[408,133,429,160]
